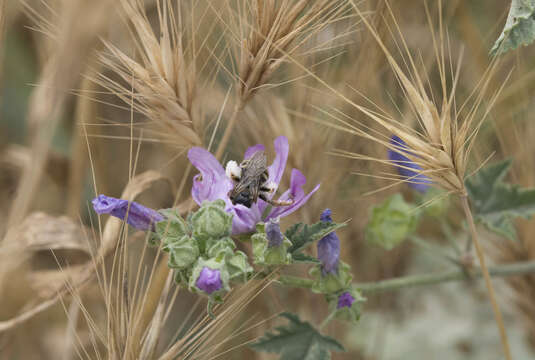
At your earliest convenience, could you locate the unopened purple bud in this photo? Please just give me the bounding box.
[388,135,431,192]
[92,194,164,230]
[337,291,355,309]
[317,209,340,275]
[320,209,332,222]
[265,218,283,247]
[196,267,222,294]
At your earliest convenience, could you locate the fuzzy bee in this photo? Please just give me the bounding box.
[226,151,293,208]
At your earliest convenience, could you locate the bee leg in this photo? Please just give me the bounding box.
[259,192,293,207]
[259,181,277,194]
[225,160,242,182]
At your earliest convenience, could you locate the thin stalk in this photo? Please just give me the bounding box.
[461,195,511,360]
[276,260,535,293]
[215,101,244,160]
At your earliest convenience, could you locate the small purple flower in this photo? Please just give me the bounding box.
[317,209,340,275]
[337,291,355,309]
[188,136,320,234]
[265,218,283,247]
[196,267,222,294]
[388,135,431,192]
[92,194,164,230]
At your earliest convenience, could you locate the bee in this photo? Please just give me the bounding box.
[226,151,293,208]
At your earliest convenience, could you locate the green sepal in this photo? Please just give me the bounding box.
[206,237,236,261]
[173,268,191,286]
[226,250,254,282]
[190,200,233,250]
[156,208,189,238]
[309,261,352,294]
[365,193,419,250]
[251,223,292,266]
[326,288,366,324]
[165,235,199,269]
[189,257,230,298]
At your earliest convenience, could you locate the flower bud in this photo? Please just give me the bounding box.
[310,261,352,294]
[388,135,432,192]
[317,209,340,275]
[252,222,292,266]
[190,258,230,297]
[206,237,236,260]
[366,194,419,250]
[165,236,199,269]
[92,194,164,230]
[226,250,253,282]
[327,289,365,323]
[191,200,233,247]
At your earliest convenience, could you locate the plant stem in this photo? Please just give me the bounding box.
[215,101,243,160]
[276,260,535,293]
[461,195,512,360]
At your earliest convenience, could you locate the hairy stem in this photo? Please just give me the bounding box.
[461,195,511,360]
[215,101,243,160]
[277,260,535,294]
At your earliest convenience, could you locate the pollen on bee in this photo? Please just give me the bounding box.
[226,160,241,181]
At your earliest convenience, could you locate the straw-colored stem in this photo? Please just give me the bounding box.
[215,101,244,160]
[461,195,512,360]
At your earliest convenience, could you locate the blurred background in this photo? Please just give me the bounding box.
[1,0,535,359]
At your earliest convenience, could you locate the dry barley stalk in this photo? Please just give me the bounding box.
[97,0,202,149]
[215,0,349,158]
[315,2,512,358]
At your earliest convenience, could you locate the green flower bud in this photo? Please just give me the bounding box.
[226,250,253,282]
[309,261,352,294]
[251,221,292,266]
[327,289,366,324]
[165,235,199,269]
[366,194,419,250]
[156,208,188,239]
[191,200,233,249]
[173,268,190,286]
[206,237,236,261]
[189,257,230,298]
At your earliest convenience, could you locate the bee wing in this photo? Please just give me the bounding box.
[246,151,267,178]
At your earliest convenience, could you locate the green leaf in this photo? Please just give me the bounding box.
[286,222,346,254]
[465,159,535,240]
[250,313,344,360]
[491,0,535,55]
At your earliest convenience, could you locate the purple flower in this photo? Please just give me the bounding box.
[188,136,320,234]
[92,194,164,230]
[196,267,222,294]
[337,291,355,309]
[266,218,283,247]
[388,135,431,192]
[317,209,340,275]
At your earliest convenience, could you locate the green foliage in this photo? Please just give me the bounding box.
[465,159,535,240]
[250,313,344,360]
[286,221,346,255]
[366,194,419,250]
[491,0,535,55]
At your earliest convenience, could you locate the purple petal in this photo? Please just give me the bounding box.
[244,144,266,159]
[92,194,164,230]
[320,209,332,222]
[265,218,283,247]
[267,136,289,186]
[231,204,262,234]
[268,169,320,219]
[337,291,355,309]
[388,135,431,192]
[317,231,340,274]
[196,267,222,294]
[188,147,233,205]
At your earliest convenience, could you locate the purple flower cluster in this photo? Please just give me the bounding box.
[196,267,222,294]
[92,194,164,230]
[388,135,431,192]
[317,209,340,275]
[337,291,355,309]
[188,136,320,234]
